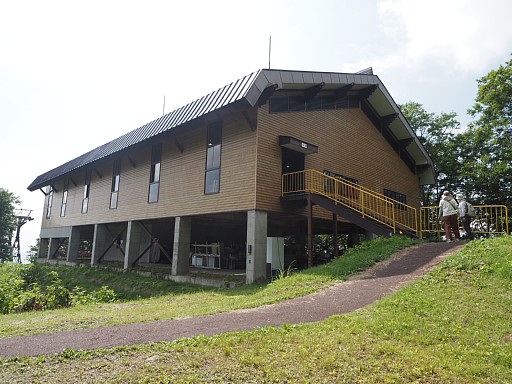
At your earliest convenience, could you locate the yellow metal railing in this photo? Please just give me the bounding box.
[420,205,509,239]
[282,170,418,236]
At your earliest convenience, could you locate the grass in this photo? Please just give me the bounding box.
[1,235,511,383]
[0,236,417,339]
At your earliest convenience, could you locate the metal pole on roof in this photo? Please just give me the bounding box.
[268,35,271,69]
[163,94,165,116]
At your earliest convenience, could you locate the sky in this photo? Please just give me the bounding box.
[1,0,511,259]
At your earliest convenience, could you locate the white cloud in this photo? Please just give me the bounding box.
[376,0,512,75]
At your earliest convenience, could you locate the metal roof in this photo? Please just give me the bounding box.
[27,68,435,191]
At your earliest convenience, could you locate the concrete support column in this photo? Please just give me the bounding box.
[38,238,49,260]
[91,224,108,266]
[332,213,339,258]
[347,232,361,248]
[172,216,191,276]
[66,227,80,262]
[246,210,267,284]
[365,231,377,242]
[124,221,147,270]
[48,238,60,260]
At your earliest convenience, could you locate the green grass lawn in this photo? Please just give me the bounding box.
[1,236,511,383]
[0,236,417,338]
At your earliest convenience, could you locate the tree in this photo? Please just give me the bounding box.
[0,188,20,262]
[463,55,512,206]
[400,102,460,206]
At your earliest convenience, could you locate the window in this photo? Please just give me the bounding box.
[205,122,222,194]
[82,170,91,214]
[148,144,162,203]
[384,189,407,208]
[46,186,54,218]
[270,95,359,113]
[110,159,121,209]
[60,179,68,217]
[323,171,359,199]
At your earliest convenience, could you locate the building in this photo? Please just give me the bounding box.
[27,68,435,284]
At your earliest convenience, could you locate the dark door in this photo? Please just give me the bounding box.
[281,147,305,173]
[282,147,306,192]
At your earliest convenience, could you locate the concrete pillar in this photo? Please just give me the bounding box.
[38,238,49,260]
[48,238,60,260]
[172,216,191,276]
[66,227,80,262]
[91,224,108,266]
[347,232,360,248]
[246,210,267,284]
[124,221,149,270]
[365,231,377,242]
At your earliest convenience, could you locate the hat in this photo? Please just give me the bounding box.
[442,191,451,196]
[456,193,464,200]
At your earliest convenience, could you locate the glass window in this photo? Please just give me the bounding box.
[205,169,220,195]
[148,144,162,203]
[82,170,91,214]
[205,122,222,194]
[384,189,407,209]
[60,180,68,217]
[110,159,121,209]
[269,95,358,113]
[46,186,53,218]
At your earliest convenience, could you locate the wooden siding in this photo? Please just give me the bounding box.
[255,104,421,219]
[40,103,421,231]
[41,112,258,229]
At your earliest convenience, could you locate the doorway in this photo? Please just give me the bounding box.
[281,147,305,173]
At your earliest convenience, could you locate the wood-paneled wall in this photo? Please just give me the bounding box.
[40,102,421,230]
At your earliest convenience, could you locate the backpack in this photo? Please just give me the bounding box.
[466,202,476,217]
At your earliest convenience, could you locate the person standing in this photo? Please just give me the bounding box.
[456,193,474,240]
[438,191,460,242]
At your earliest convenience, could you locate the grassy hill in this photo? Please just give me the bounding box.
[1,236,511,383]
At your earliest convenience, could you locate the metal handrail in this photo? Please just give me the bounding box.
[282,170,418,235]
[420,205,509,239]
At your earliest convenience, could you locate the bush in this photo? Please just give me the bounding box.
[0,263,119,314]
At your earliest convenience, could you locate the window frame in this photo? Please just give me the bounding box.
[204,122,222,195]
[148,144,162,203]
[384,188,408,209]
[82,170,91,214]
[46,186,54,218]
[110,159,121,209]
[60,179,69,217]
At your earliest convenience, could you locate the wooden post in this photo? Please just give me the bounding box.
[307,193,313,268]
[332,213,338,258]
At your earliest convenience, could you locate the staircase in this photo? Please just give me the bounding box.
[282,169,418,237]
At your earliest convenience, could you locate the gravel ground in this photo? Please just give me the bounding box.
[0,241,463,359]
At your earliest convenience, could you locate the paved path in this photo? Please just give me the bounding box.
[0,242,463,359]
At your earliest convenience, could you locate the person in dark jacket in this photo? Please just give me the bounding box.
[456,193,474,240]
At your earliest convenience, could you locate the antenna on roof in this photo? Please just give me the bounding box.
[268,35,272,69]
[163,94,165,116]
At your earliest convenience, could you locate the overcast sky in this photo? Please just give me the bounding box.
[1,0,511,258]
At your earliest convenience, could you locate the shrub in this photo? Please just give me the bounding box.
[0,263,119,314]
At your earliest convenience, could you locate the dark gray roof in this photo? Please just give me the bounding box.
[28,68,435,191]
[27,71,261,191]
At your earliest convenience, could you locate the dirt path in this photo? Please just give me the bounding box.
[0,241,463,359]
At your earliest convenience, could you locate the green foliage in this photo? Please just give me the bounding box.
[400,102,460,205]
[457,55,512,207]
[400,56,512,210]
[1,237,511,383]
[0,188,20,262]
[469,55,512,131]
[0,263,120,314]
